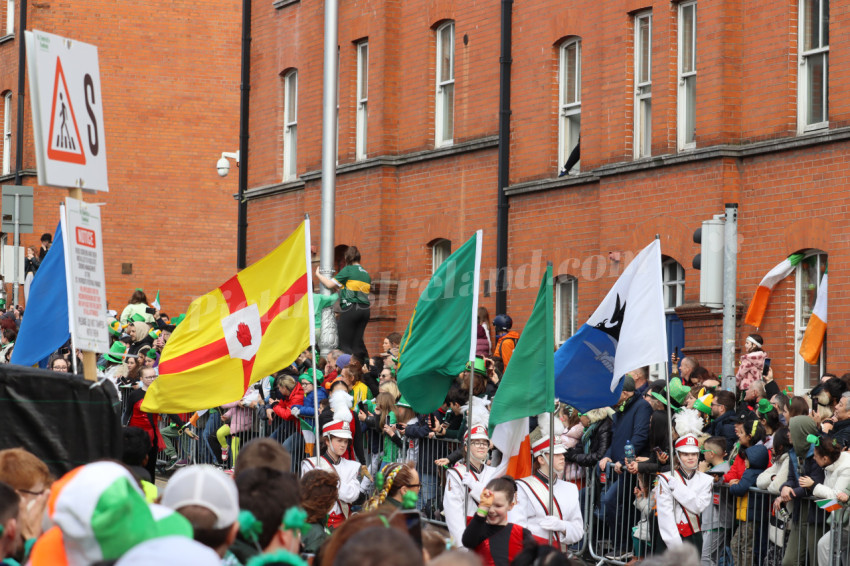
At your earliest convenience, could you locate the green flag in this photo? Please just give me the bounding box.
[397,232,481,414]
[489,263,554,427]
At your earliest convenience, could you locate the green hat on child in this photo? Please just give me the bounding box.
[299,369,324,384]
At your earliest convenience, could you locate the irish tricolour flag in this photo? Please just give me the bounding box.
[816,497,842,512]
[799,273,828,365]
[744,253,804,328]
[300,417,316,456]
[489,264,554,479]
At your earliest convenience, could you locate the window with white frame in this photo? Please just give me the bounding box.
[355,41,369,161]
[799,0,829,132]
[555,275,578,347]
[662,259,685,312]
[634,12,652,159]
[559,38,581,173]
[282,70,298,181]
[435,22,455,147]
[678,2,696,150]
[2,92,11,176]
[432,239,451,272]
[5,0,13,36]
[795,251,827,391]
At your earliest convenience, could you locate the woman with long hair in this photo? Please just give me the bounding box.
[120,289,155,325]
[476,307,492,358]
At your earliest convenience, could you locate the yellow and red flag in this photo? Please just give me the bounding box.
[142,221,314,413]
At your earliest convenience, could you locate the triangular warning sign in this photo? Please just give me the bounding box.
[46,57,86,165]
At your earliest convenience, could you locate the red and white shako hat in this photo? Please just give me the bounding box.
[531,435,567,458]
[464,424,489,442]
[323,418,353,440]
[675,434,700,453]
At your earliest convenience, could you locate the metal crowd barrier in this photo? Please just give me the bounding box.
[137,409,850,566]
[580,464,850,566]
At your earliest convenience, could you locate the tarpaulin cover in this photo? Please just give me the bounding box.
[0,364,122,476]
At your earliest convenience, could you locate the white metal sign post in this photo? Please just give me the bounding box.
[63,198,109,356]
[25,29,108,191]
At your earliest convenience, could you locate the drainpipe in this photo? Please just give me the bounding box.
[495,0,513,315]
[236,0,251,270]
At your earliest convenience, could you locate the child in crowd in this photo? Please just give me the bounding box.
[700,436,735,566]
[729,442,770,564]
[631,473,654,558]
[461,477,537,566]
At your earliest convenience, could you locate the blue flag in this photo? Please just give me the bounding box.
[11,222,69,367]
[554,240,667,412]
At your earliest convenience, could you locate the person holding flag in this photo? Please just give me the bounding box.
[442,419,506,548]
[655,410,714,552]
[511,414,584,551]
[300,389,362,530]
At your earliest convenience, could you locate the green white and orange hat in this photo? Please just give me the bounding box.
[29,461,192,565]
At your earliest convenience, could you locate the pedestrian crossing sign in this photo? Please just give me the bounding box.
[47,58,86,165]
[25,30,108,191]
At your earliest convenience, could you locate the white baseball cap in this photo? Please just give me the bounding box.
[160,465,239,529]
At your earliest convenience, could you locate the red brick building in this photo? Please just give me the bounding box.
[0,0,241,314]
[246,0,843,393]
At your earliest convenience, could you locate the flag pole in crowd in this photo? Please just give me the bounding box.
[304,214,322,442]
[657,234,675,464]
[464,230,483,498]
[58,204,78,376]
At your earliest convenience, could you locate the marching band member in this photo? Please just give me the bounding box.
[443,400,507,548]
[511,414,584,549]
[301,390,362,529]
[655,408,713,551]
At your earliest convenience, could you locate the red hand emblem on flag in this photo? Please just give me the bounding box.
[237,322,252,347]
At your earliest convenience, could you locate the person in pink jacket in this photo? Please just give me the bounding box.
[736,333,767,396]
[558,405,585,488]
[216,386,261,468]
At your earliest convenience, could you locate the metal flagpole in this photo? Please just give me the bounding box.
[548,408,555,545]
[59,204,78,375]
[463,230,484,522]
[665,361,674,466]
[304,215,321,445]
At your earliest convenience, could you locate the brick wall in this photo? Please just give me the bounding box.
[0,0,241,315]
[246,0,850,390]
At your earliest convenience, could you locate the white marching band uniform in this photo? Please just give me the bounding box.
[442,424,507,547]
[512,434,584,550]
[654,433,713,548]
[300,412,361,529]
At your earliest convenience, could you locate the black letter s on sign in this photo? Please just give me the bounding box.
[84,74,99,156]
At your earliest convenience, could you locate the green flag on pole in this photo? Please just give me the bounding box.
[397,232,481,414]
[490,263,554,428]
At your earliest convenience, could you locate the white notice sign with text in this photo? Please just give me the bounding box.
[64,198,109,353]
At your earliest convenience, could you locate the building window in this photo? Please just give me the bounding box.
[435,21,455,147]
[662,259,685,313]
[678,2,696,150]
[432,239,451,272]
[555,275,578,347]
[634,12,652,159]
[355,41,368,161]
[282,70,298,181]
[559,38,581,173]
[2,92,11,176]
[5,0,13,36]
[799,0,829,132]
[795,251,827,391]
